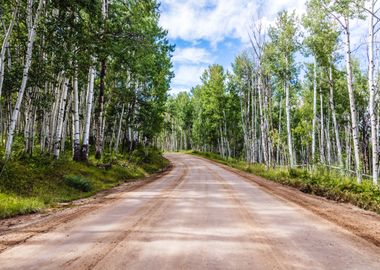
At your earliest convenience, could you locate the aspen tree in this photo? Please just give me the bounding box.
[367,0,378,184]
[81,67,95,161]
[5,0,44,159]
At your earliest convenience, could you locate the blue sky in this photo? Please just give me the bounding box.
[158,0,367,94]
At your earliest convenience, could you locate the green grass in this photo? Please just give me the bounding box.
[0,193,45,219]
[191,151,380,214]
[0,148,169,219]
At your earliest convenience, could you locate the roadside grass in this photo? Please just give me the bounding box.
[0,194,44,219]
[191,151,380,214]
[0,148,169,219]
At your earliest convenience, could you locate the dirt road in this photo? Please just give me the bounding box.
[1,153,380,269]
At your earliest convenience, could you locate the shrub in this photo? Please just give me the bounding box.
[64,175,92,192]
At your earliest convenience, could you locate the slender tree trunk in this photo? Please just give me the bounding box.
[102,0,108,18]
[28,107,36,156]
[265,78,272,167]
[54,78,69,159]
[312,60,317,165]
[61,93,72,153]
[326,108,332,165]
[49,79,62,152]
[368,0,378,184]
[24,94,31,153]
[109,117,117,152]
[239,95,249,162]
[219,126,224,158]
[72,72,81,161]
[223,109,231,158]
[285,71,294,167]
[95,59,106,159]
[346,118,352,173]
[329,63,343,169]
[344,17,362,183]
[258,75,268,168]
[114,103,125,153]
[40,110,46,152]
[81,66,95,161]
[248,79,252,162]
[276,95,283,167]
[320,87,325,164]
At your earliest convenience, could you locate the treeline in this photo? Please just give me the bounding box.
[160,0,380,185]
[0,0,173,162]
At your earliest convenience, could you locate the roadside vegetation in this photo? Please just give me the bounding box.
[192,151,380,214]
[0,148,169,219]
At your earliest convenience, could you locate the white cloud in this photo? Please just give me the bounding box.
[171,64,207,93]
[160,0,256,46]
[160,0,307,46]
[173,47,214,64]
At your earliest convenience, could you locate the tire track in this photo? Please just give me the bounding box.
[77,162,189,270]
[203,162,289,270]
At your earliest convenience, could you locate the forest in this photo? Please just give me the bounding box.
[161,0,380,187]
[0,0,173,217]
[0,0,173,162]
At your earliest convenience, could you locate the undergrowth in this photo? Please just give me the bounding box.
[192,151,380,214]
[0,147,169,219]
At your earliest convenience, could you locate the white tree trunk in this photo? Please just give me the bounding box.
[102,0,108,18]
[28,107,36,155]
[61,94,72,153]
[258,75,268,168]
[72,72,81,160]
[320,87,325,164]
[24,94,31,152]
[54,78,69,159]
[82,66,95,159]
[114,103,125,153]
[276,95,283,166]
[223,109,231,158]
[109,117,117,151]
[285,70,294,167]
[5,0,44,159]
[49,75,63,152]
[312,59,317,164]
[344,17,362,183]
[326,111,332,165]
[329,63,343,169]
[368,0,378,185]
[345,118,352,172]
[239,95,249,162]
[40,111,47,152]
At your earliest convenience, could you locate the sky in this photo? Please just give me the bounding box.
[158,0,368,94]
